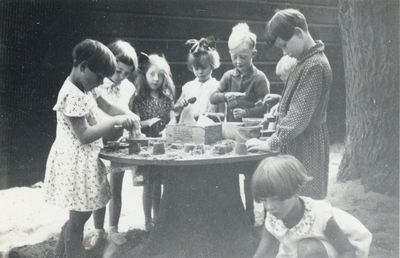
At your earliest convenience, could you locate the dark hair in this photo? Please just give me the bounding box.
[265,8,308,46]
[251,155,312,202]
[107,39,138,71]
[72,39,116,77]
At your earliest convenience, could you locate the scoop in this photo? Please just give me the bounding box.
[187,97,197,104]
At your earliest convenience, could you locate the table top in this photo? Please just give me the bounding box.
[99,148,277,166]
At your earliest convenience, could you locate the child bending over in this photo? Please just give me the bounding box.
[252,155,372,258]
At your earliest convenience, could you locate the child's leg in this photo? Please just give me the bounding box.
[109,171,125,228]
[143,183,153,230]
[93,207,106,229]
[107,170,127,245]
[87,207,106,250]
[151,179,162,223]
[65,210,92,257]
[244,172,255,225]
[297,238,330,258]
[54,220,68,257]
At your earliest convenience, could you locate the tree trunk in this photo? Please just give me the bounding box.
[337,0,399,196]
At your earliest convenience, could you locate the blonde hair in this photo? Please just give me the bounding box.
[251,155,312,202]
[276,55,297,81]
[228,23,257,50]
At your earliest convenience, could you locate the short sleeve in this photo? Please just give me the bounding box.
[91,87,102,99]
[54,92,95,117]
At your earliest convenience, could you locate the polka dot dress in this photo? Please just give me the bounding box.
[267,41,333,199]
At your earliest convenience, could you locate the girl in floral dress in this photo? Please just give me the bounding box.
[129,53,176,231]
[251,155,372,258]
[246,8,333,200]
[43,39,140,257]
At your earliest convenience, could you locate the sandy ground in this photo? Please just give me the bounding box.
[1,143,398,257]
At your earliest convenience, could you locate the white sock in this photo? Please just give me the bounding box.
[108,226,118,234]
[95,229,105,237]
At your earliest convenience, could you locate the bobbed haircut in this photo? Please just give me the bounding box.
[251,155,312,202]
[72,39,116,78]
[265,8,308,46]
[228,23,257,51]
[187,49,220,71]
[135,53,175,100]
[108,40,138,72]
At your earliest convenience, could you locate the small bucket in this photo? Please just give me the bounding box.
[222,122,244,139]
[234,125,262,144]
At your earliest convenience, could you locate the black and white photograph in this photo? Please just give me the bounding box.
[1,0,398,257]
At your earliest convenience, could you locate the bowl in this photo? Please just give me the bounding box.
[221,122,244,139]
[242,118,268,129]
[234,125,262,144]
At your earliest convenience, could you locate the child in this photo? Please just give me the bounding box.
[129,53,176,231]
[246,8,333,200]
[43,39,140,257]
[210,23,270,225]
[174,36,224,125]
[251,155,372,258]
[258,55,298,121]
[88,39,138,249]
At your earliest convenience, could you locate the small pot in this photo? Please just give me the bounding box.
[127,140,141,154]
[153,142,166,155]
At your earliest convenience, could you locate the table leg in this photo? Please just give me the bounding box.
[141,162,260,258]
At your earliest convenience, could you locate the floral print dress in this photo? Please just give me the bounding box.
[44,79,111,211]
[266,41,332,199]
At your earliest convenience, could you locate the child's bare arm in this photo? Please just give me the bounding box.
[68,115,132,144]
[253,226,279,258]
[140,118,161,128]
[168,110,177,125]
[324,217,356,258]
[97,95,141,129]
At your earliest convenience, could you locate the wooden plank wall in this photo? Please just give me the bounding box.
[1,0,345,188]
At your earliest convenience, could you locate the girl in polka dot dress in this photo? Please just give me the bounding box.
[43,39,140,257]
[247,8,333,200]
[129,53,176,231]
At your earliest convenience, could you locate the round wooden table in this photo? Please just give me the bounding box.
[100,149,275,258]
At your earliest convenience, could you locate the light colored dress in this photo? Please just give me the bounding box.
[44,78,111,212]
[265,196,372,258]
[96,78,136,140]
[96,77,135,122]
[177,78,219,125]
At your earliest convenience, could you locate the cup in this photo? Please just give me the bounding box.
[153,142,166,155]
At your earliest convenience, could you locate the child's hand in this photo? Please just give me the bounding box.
[262,94,281,105]
[246,138,270,152]
[176,99,189,109]
[148,117,161,127]
[233,108,247,120]
[225,92,246,100]
[115,115,136,131]
[128,112,141,130]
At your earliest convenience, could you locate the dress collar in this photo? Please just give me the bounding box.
[266,196,315,237]
[297,40,325,65]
